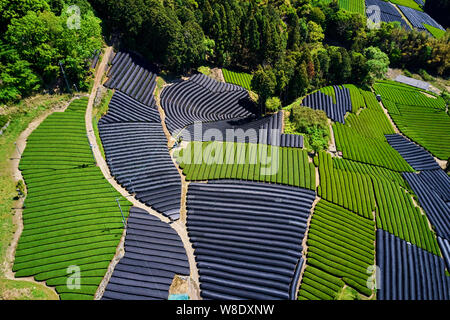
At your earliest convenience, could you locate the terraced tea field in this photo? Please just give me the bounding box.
[222,69,253,91]
[8,50,450,301]
[15,98,132,300]
[176,141,316,190]
[374,81,450,160]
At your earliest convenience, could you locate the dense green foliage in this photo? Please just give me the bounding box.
[374,81,450,159]
[0,0,102,103]
[2,0,447,105]
[14,98,131,299]
[369,22,449,76]
[89,0,449,106]
[290,105,330,153]
[300,199,375,298]
[364,47,390,84]
[175,141,316,190]
[265,96,282,112]
[222,68,253,90]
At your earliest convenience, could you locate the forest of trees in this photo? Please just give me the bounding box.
[1,0,449,106]
[0,0,102,103]
[89,0,449,106]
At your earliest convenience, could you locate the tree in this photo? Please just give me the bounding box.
[59,6,103,89]
[309,6,325,27]
[247,14,260,53]
[288,61,309,102]
[328,46,352,84]
[179,20,207,70]
[287,10,301,51]
[265,96,281,112]
[316,49,330,81]
[251,65,277,112]
[307,21,324,43]
[0,0,49,31]
[0,43,40,103]
[201,0,214,30]
[350,51,368,85]
[5,10,62,82]
[1,4,102,99]
[364,46,390,83]
[290,105,329,153]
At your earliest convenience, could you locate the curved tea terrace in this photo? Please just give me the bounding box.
[102,207,190,300]
[160,73,256,134]
[377,230,449,300]
[99,121,182,220]
[104,51,157,106]
[186,180,315,300]
[301,85,352,123]
[14,98,132,300]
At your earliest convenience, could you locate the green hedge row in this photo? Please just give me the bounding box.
[176,141,315,190]
[332,91,414,171]
[333,157,407,189]
[390,104,449,160]
[15,233,121,257]
[33,261,111,282]
[374,80,449,159]
[343,84,365,113]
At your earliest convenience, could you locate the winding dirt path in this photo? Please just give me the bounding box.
[85,47,200,299]
[328,119,337,153]
[5,95,87,298]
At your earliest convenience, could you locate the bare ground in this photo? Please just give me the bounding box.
[328,119,337,153]
[209,68,224,82]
